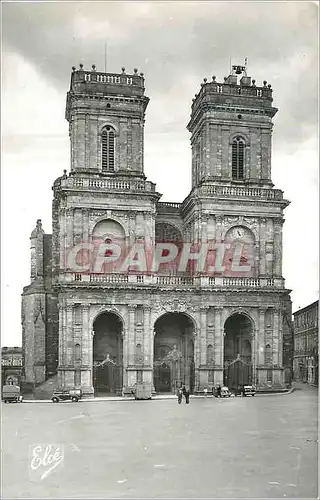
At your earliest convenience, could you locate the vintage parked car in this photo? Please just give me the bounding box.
[220,386,232,398]
[2,384,23,403]
[51,388,82,403]
[243,385,256,397]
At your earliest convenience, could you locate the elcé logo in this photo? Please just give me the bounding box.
[29,444,64,481]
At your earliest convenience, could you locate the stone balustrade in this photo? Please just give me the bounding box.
[66,273,284,289]
[57,176,156,193]
[182,184,283,206]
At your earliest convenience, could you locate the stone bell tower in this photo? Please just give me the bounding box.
[188,64,276,188]
[65,64,149,177]
[52,64,160,394]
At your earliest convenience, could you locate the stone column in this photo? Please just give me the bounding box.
[57,303,65,387]
[194,322,201,391]
[65,305,73,366]
[122,328,128,389]
[205,121,210,178]
[77,114,86,170]
[259,218,266,275]
[214,307,224,385]
[199,307,209,389]
[221,126,230,179]
[273,218,283,277]
[278,309,283,367]
[81,305,93,394]
[261,130,270,181]
[258,307,266,365]
[201,216,208,248]
[129,212,137,247]
[126,306,136,388]
[59,208,67,272]
[200,307,208,365]
[216,125,222,178]
[143,307,151,367]
[273,309,279,366]
[215,216,223,242]
[82,305,90,366]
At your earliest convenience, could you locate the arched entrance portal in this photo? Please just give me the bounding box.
[93,312,123,395]
[223,313,253,391]
[153,313,195,394]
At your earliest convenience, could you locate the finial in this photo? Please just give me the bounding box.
[212,75,216,82]
[140,72,144,77]
[134,68,138,74]
[224,76,227,81]
[92,64,96,71]
[72,66,76,72]
[79,63,83,70]
[268,84,271,88]
[203,78,207,83]
[63,169,67,177]
[195,94,197,97]
[122,67,126,73]
[192,98,195,102]
[252,79,256,86]
[263,80,267,86]
[36,219,42,227]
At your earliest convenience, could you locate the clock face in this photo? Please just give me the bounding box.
[232,226,245,238]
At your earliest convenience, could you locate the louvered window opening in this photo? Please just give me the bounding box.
[232,137,245,179]
[102,126,115,172]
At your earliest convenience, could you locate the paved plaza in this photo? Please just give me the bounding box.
[1,385,318,499]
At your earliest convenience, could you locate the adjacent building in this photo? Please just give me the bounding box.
[21,63,293,397]
[293,300,318,386]
[1,347,23,387]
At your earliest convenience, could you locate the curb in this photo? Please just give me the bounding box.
[17,389,295,404]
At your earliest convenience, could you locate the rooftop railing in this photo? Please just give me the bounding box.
[56,176,156,193]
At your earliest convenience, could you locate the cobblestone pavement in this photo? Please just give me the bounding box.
[1,385,318,499]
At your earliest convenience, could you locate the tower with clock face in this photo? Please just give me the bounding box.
[183,66,292,391]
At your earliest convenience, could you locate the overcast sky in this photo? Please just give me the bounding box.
[1,1,319,346]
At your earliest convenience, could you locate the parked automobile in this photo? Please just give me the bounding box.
[2,385,23,403]
[243,385,256,396]
[220,386,232,398]
[51,388,82,403]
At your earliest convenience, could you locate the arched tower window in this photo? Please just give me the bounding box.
[232,136,245,180]
[75,343,81,362]
[101,126,115,172]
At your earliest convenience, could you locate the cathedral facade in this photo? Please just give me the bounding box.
[21,63,293,397]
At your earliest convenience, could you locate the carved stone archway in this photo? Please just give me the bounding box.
[153,312,196,394]
[223,312,255,390]
[92,310,124,395]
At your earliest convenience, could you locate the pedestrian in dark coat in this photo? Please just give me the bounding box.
[177,387,183,404]
[217,384,222,398]
[184,386,190,404]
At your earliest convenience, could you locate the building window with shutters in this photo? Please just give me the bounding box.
[232,136,245,180]
[101,126,115,172]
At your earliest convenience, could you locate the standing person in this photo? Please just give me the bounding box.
[217,384,222,398]
[177,387,183,404]
[203,387,208,397]
[184,386,190,404]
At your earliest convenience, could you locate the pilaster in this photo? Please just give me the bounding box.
[259,218,266,275]
[273,308,280,366]
[258,307,266,365]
